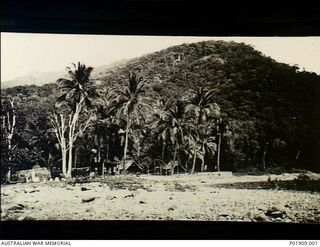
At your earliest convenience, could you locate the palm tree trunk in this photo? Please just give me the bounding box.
[122,116,130,174]
[217,133,221,172]
[171,145,177,175]
[106,138,110,161]
[161,142,165,160]
[190,144,197,174]
[201,145,206,172]
[262,141,269,170]
[177,153,180,174]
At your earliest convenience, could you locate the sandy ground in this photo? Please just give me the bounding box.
[1,173,320,222]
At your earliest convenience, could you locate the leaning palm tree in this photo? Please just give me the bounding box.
[53,62,98,178]
[112,71,150,174]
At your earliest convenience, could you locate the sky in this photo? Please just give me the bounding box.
[1,33,320,81]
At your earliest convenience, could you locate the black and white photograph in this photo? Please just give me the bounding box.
[1,33,320,224]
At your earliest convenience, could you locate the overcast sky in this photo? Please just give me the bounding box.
[1,33,320,81]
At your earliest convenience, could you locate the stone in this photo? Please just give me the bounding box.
[24,188,40,193]
[253,215,267,222]
[8,204,25,211]
[54,177,60,182]
[18,215,26,221]
[82,197,96,203]
[124,194,135,198]
[265,208,286,219]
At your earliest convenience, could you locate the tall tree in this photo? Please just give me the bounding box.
[166,99,195,174]
[186,87,220,172]
[53,62,97,178]
[151,98,174,161]
[112,71,150,174]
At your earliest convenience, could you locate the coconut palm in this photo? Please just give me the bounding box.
[187,87,220,124]
[150,98,174,161]
[54,62,98,178]
[215,117,230,171]
[185,87,221,172]
[56,62,98,110]
[198,122,217,172]
[185,131,202,174]
[112,71,150,174]
[163,99,196,174]
[185,121,217,173]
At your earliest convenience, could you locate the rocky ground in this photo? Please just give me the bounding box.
[1,172,320,222]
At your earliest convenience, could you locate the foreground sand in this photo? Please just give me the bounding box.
[1,173,320,222]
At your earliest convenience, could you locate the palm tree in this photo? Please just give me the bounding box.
[186,87,220,172]
[150,98,174,161]
[187,87,220,125]
[112,71,150,174]
[198,122,217,172]
[215,117,230,171]
[166,99,195,174]
[54,62,98,178]
[186,131,202,174]
[56,62,98,110]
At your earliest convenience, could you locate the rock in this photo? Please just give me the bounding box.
[139,201,146,204]
[219,214,230,218]
[168,205,177,211]
[253,215,267,222]
[81,187,90,191]
[8,204,25,211]
[54,177,60,182]
[82,197,96,203]
[265,208,287,218]
[24,188,40,193]
[107,196,117,200]
[18,216,26,221]
[124,194,135,198]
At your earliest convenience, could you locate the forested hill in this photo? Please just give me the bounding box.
[2,40,320,172]
[99,40,320,171]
